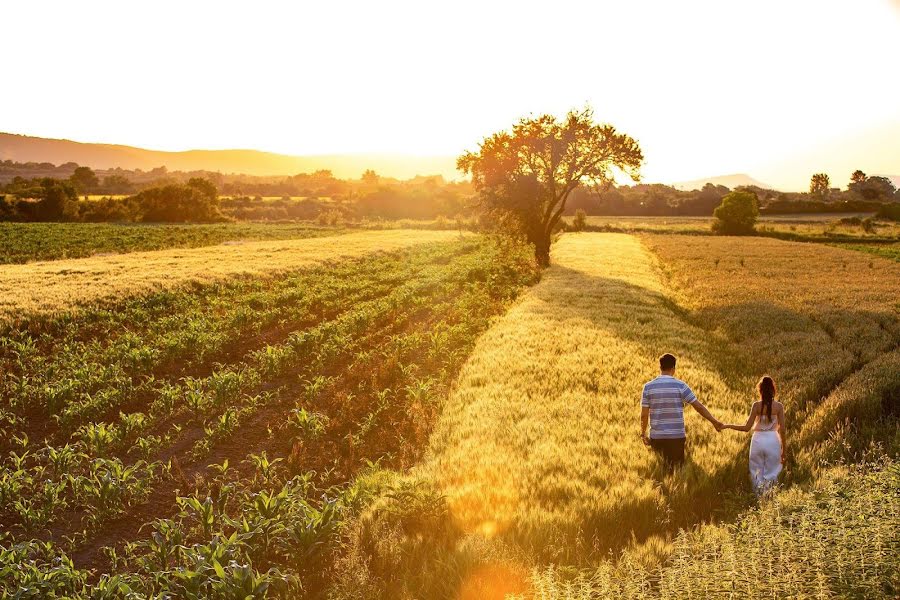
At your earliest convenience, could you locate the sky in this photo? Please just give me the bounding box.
[2,0,899,190]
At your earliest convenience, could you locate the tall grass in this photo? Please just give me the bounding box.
[528,459,899,599]
[334,233,900,599]
[333,234,756,597]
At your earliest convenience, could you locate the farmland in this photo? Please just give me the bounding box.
[0,229,459,320]
[0,232,539,596]
[330,233,899,599]
[571,214,900,244]
[0,222,343,264]
[1,227,898,598]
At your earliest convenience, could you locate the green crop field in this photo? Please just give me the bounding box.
[0,222,344,264]
[0,226,897,598]
[0,232,539,597]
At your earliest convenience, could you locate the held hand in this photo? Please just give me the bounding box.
[712,419,724,432]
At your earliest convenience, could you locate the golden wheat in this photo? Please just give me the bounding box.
[0,229,460,321]
[419,233,751,565]
[643,234,900,469]
[337,232,900,599]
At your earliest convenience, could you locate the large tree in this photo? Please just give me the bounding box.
[457,107,642,266]
[851,175,896,201]
[70,166,99,193]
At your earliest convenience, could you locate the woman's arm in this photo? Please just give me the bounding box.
[723,402,758,432]
[777,403,787,462]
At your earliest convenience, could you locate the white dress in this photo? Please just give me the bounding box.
[749,412,782,495]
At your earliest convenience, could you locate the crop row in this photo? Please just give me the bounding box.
[0,240,476,535]
[0,222,341,264]
[0,236,540,596]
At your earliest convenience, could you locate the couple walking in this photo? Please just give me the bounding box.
[640,353,785,495]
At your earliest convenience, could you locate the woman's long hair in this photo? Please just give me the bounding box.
[758,376,776,420]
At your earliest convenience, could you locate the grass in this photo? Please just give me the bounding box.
[834,241,900,262]
[0,229,461,321]
[0,222,347,264]
[332,233,900,599]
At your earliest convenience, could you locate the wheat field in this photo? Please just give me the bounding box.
[0,229,460,321]
[335,232,900,599]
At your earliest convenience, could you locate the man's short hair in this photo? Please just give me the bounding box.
[659,353,677,371]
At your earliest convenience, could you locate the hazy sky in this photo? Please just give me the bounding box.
[2,0,899,189]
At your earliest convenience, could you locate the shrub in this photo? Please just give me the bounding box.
[132,181,225,223]
[876,202,900,221]
[317,208,344,226]
[572,208,587,231]
[712,191,758,235]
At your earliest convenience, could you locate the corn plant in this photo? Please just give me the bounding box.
[289,408,328,441]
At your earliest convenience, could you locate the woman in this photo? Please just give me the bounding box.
[723,376,785,495]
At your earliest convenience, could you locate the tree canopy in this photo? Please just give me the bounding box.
[457,107,643,266]
[809,173,830,197]
[712,191,759,235]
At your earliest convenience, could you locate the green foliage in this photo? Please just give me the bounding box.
[712,190,759,234]
[835,241,900,262]
[69,166,99,193]
[132,180,225,222]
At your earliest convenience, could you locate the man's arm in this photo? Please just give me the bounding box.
[690,400,723,431]
[640,407,650,445]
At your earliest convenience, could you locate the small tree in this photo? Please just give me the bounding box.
[186,177,218,201]
[712,191,758,235]
[458,107,642,266]
[850,170,867,186]
[809,173,830,198]
[572,209,587,231]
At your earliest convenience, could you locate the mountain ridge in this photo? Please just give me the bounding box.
[671,173,776,191]
[0,132,459,180]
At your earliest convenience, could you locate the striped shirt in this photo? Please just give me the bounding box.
[641,375,697,439]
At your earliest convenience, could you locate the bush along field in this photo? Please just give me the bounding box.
[329,233,899,599]
[0,236,540,596]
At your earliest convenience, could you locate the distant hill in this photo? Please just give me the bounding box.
[0,132,459,180]
[672,173,776,191]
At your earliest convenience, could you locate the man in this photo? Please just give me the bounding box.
[640,353,722,469]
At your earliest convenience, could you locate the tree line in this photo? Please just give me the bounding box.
[1,150,897,228]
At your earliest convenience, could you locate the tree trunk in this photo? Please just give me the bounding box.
[534,235,551,268]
